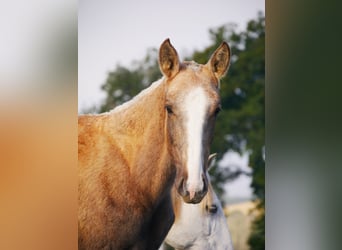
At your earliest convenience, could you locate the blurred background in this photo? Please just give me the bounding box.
[79,1,265,249]
[2,0,341,250]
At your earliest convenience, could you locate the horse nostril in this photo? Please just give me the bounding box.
[177,178,187,197]
[201,175,208,193]
[206,204,218,214]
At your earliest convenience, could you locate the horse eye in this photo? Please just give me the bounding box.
[206,204,218,214]
[214,106,222,115]
[165,105,173,114]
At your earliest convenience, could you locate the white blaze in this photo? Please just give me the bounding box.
[184,87,208,196]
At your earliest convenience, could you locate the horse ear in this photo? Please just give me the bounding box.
[207,42,231,79]
[207,153,217,171]
[159,38,180,79]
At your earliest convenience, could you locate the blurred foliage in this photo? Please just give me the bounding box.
[248,204,265,250]
[98,48,161,113]
[90,12,265,250]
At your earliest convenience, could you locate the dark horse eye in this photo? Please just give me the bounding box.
[214,106,222,115]
[206,204,218,214]
[165,105,173,114]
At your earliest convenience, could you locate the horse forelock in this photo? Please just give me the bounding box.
[182,61,202,71]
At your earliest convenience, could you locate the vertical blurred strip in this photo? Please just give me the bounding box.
[0,1,77,249]
[267,0,341,249]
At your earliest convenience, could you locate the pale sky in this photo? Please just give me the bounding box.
[78,0,265,111]
[78,0,264,200]
[219,151,254,202]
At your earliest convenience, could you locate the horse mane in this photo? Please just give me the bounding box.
[109,78,165,115]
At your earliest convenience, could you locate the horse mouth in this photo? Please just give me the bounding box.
[181,193,206,204]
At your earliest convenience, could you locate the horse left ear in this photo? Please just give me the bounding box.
[207,153,217,171]
[159,38,180,79]
[207,42,231,79]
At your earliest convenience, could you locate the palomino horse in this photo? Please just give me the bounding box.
[78,39,231,249]
[161,154,234,250]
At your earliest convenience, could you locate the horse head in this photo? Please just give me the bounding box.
[158,39,230,204]
[163,153,234,250]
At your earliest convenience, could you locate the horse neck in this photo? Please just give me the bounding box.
[105,79,174,200]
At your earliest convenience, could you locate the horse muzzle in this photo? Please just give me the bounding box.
[176,175,208,204]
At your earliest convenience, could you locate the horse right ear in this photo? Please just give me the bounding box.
[207,42,230,80]
[159,38,180,79]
